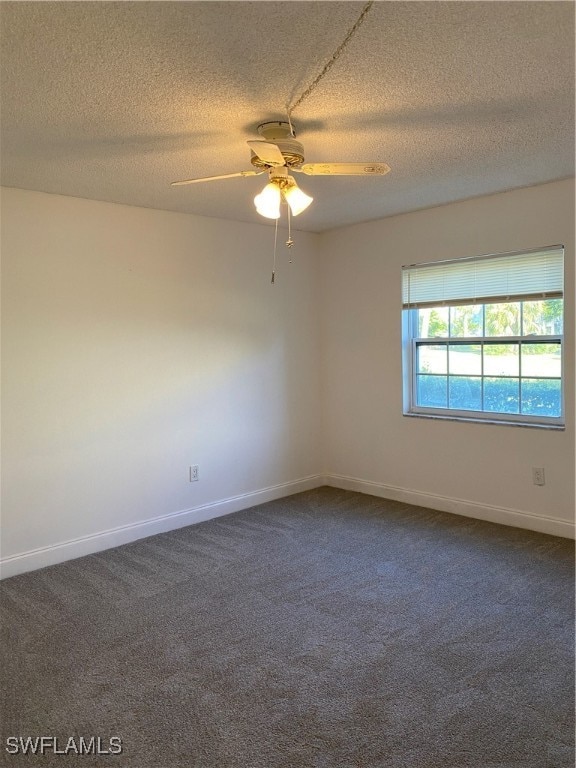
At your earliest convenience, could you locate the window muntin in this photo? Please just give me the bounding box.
[403,247,564,427]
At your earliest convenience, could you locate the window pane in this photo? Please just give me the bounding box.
[484,377,519,413]
[521,379,561,417]
[449,305,483,337]
[523,299,563,335]
[449,344,481,375]
[483,344,519,376]
[418,307,448,338]
[485,302,520,336]
[521,342,561,378]
[404,252,564,426]
[417,344,447,374]
[449,377,482,410]
[417,375,447,408]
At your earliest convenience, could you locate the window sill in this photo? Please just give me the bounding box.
[403,411,565,430]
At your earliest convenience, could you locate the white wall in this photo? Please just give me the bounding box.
[319,179,575,537]
[2,180,574,578]
[1,188,322,575]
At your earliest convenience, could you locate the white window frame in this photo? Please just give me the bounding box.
[402,246,565,429]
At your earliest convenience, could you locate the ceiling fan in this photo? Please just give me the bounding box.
[171,120,391,219]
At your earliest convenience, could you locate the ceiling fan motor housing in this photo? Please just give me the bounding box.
[250,121,305,169]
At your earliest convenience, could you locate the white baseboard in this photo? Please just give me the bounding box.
[0,475,324,579]
[3,473,572,579]
[324,473,575,539]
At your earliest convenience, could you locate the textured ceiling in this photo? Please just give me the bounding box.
[1,1,574,232]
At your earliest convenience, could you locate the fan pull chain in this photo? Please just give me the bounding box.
[287,1,374,118]
[271,217,279,284]
[286,206,293,262]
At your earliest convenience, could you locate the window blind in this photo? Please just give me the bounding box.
[402,245,564,309]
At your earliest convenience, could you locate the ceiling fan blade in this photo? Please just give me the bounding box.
[297,162,391,176]
[171,170,264,186]
[247,140,285,166]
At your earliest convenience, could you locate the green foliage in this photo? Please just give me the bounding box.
[417,299,563,339]
[524,298,563,335]
[485,303,519,336]
[450,305,482,337]
[422,308,448,337]
[521,379,561,416]
[418,375,561,417]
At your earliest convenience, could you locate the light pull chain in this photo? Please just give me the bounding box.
[286,206,293,262]
[271,217,279,284]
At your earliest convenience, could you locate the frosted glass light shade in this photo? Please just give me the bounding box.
[284,183,313,216]
[254,183,281,219]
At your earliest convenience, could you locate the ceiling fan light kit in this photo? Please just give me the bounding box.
[254,163,314,220]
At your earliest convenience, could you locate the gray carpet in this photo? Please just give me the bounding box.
[1,487,574,767]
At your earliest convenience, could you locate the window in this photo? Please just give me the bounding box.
[402,246,564,427]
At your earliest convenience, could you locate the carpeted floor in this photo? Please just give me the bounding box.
[1,487,574,767]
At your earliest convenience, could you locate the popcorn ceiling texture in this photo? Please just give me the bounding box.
[0,1,574,232]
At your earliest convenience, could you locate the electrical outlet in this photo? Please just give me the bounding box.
[532,467,545,486]
[189,465,199,482]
